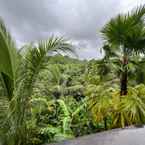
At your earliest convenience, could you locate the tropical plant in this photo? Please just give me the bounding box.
[112,85,145,128]
[87,83,145,129]
[0,17,74,145]
[1,4,145,145]
[0,18,18,100]
[101,5,145,95]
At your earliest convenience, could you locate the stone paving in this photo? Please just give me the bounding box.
[48,126,145,145]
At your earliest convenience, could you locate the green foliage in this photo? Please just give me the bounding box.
[88,84,145,129]
[0,19,74,145]
[101,5,145,53]
[0,18,18,100]
[1,5,145,145]
[0,18,18,81]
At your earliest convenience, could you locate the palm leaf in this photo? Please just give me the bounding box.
[5,37,74,145]
[0,18,18,79]
[101,5,145,54]
[0,18,18,99]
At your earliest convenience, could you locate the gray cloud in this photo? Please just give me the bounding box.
[0,0,145,59]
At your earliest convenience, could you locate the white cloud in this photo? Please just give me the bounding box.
[0,0,144,59]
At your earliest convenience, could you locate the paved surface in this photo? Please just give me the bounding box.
[49,126,145,145]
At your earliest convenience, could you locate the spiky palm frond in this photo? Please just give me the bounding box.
[0,18,18,79]
[0,18,18,99]
[101,14,130,46]
[124,26,145,54]
[101,5,145,54]
[1,73,14,100]
[15,37,74,103]
[130,5,145,25]
[4,37,74,145]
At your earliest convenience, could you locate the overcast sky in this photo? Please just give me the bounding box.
[0,0,145,59]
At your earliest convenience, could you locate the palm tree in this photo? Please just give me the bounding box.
[101,5,145,95]
[0,17,74,145]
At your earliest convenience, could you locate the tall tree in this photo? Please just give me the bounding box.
[101,5,145,95]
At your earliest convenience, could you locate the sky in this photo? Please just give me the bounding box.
[0,0,145,60]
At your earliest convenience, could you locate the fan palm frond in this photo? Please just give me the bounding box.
[101,5,145,54]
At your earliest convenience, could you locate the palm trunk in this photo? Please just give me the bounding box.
[104,117,107,130]
[120,55,128,96]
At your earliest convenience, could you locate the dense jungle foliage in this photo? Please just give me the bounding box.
[1,4,145,145]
